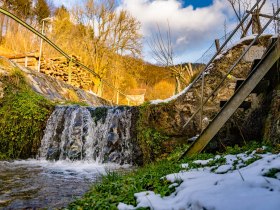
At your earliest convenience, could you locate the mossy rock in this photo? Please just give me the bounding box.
[0,68,54,160]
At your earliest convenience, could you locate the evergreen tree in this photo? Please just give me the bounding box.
[34,0,51,23]
[9,0,32,20]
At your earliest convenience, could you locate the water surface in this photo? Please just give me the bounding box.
[0,160,122,209]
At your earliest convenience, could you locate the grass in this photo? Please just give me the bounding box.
[66,153,216,209]
[264,168,280,178]
[67,160,182,210]
[67,142,274,210]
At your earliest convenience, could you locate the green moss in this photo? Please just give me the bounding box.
[0,68,54,160]
[89,107,108,124]
[137,103,171,164]
[60,101,89,106]
[264,168,280,178]
[222,141,265,155]
[136,101,189,164]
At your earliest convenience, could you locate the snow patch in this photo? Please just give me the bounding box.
[193,159,213,166]
[181,163,189,169]
[150,83,193,104]
[119,151,280,210]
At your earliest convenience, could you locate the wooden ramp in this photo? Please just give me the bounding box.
[180,38,280,158]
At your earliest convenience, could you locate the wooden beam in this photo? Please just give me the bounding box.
[181,39,280,157]
[246,10,280,21]
[3,53,39,59]
[215,39,220,51]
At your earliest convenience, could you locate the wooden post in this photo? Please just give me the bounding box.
[215,39,220,51]
[200,70,205,133]
[252,10,262,34]
[97,80,103,97]
[35,58,38,71]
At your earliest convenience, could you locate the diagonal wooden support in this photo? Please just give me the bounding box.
[180,39,280,158]
[246,10,280,21]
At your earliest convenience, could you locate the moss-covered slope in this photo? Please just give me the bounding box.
[0,65,54,160]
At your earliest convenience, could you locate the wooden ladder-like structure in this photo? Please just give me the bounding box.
[179,3,280,159]
[181,38,279,158]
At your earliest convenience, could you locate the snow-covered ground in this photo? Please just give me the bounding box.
[118,149,280,210]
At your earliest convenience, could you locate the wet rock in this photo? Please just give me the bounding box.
[264,84,280,144]
[47,147,60,161]
[39,105,142,165]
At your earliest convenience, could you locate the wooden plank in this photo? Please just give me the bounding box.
[182,39,280,157]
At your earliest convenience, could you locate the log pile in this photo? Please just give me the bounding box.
[1,52,96,91]
[40,56,94,90]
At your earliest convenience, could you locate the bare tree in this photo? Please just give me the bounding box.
[227,0,268,37]
[148,23,192,94]
[227,0,252,36]
[72,0,142,96]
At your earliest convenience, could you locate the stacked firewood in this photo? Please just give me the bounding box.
[3,52,95,90]
[40,55,94,90]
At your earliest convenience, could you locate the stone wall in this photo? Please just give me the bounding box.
[139,35,275,156]
[263,60,280,145]
[264,86,280,145]
[0,57,110,106]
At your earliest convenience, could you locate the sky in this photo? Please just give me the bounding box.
[51,0,271,64]
[182,0,213,8]
[116,0,232,63]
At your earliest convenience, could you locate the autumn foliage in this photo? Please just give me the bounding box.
[0,0,191,104]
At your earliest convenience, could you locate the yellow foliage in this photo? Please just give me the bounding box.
[148,80,174,100]
[3,24,38,54]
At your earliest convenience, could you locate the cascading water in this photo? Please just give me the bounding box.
[39,105,142,165]
[0,105,140,209]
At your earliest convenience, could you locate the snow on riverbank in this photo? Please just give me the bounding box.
[118,150,280,210]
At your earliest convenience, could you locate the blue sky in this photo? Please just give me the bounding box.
[53,0,234,63]
[54,0,214,9]
[182,0,213,9]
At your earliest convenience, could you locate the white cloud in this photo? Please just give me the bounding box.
[52,0,277,63]
[118,0,232,63]
[118,0,278,63]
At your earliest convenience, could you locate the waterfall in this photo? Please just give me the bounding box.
[39,105,141,165]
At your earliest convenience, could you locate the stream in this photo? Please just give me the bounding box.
[0,160,123,209]
[0,105,139,209]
